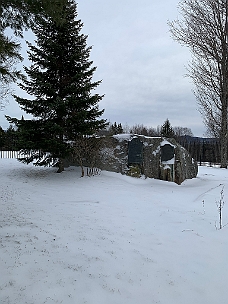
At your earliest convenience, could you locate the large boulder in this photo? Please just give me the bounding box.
[96,134,198,184]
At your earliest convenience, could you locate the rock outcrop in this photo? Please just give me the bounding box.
[65,134,198,184]
[96,134,198,184]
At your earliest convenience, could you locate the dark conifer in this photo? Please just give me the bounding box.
[161,119,175,138]
[0,0,66,83]
[117,123,123,134]
[8,0,106,172]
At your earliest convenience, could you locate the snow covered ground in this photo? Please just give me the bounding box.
[1,159,228,304]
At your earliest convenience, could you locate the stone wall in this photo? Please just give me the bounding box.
[96,134,198,184]
[66,134,198,184]
[96,135,129,174]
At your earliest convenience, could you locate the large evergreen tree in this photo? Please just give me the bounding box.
[8,0,106,172]
[161,119,175,138]
[0,0,66,101]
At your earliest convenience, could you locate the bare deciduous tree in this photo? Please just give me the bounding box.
[129,124,161,137]
[0,47,19,109]
[0,82,12,110]
[173,126,193,138]
[71,136,103,177]
[169,0,228,168]
[216,185,225,229]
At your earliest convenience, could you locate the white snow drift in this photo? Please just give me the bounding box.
[1,159,228,304]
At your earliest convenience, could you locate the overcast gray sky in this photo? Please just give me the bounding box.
[0,0,206,136]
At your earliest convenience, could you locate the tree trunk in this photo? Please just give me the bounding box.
[57,158,64,173]
[221,138,227,169]
[220,109,228,168]
[80,164,84,177]
[221,0,228,169]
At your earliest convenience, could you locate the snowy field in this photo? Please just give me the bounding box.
[1,159,228,304]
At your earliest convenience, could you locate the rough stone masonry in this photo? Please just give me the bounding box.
[96,134,198,185]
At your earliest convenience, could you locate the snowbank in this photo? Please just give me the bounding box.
[1,159,228,304]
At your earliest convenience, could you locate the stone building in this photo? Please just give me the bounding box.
[96,134,198,184]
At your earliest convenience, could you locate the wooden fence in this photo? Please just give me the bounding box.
[0,151,32,159]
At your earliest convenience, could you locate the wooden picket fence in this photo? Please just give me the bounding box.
[0,151,33,159]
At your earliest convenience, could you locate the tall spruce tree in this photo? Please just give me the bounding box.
[8,0,106,172]
[161,119,175,138]
[0,0,66,102]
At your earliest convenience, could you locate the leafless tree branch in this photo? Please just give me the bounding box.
[169,0,228,167]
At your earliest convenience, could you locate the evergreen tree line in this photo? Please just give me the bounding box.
[0,117,223,165]
[0,119,191,150]
[104,119,193,138]
[0,126,19,151]
[105,119,223,164]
